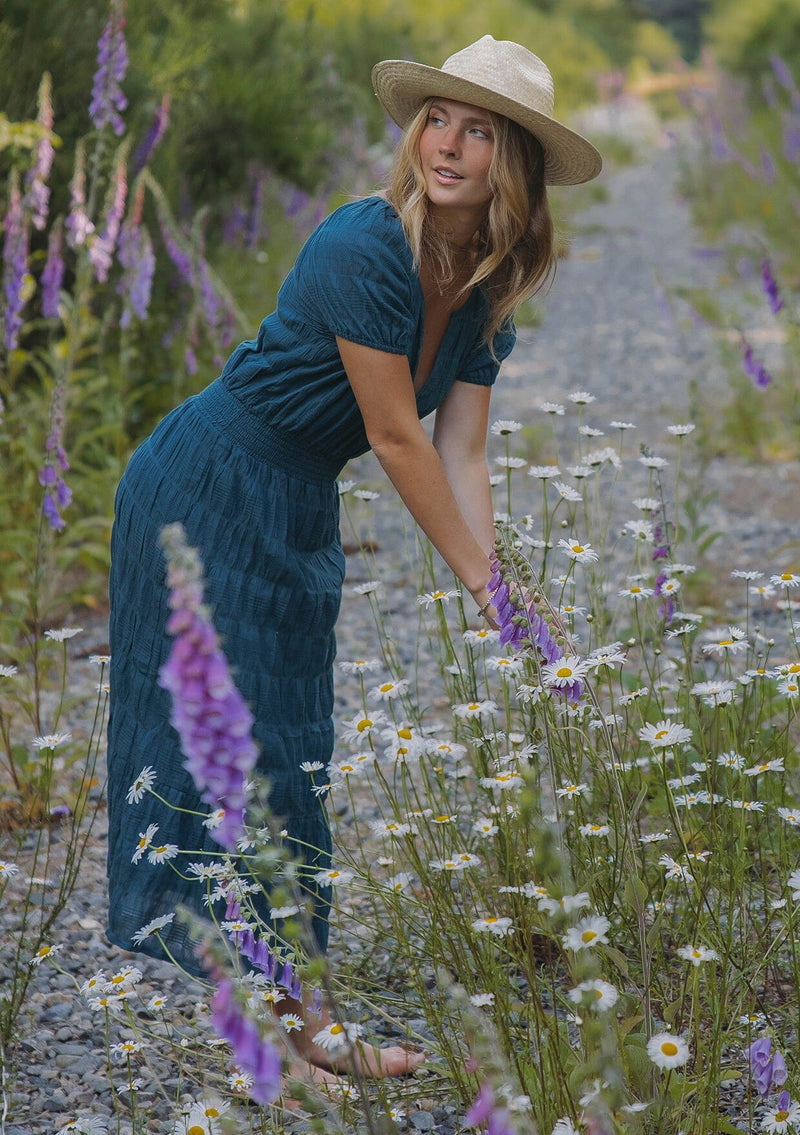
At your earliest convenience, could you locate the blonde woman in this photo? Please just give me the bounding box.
[106,35,601,1078]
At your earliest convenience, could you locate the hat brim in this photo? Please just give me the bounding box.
[372,59,602,186]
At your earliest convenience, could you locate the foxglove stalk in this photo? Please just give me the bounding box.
[760,256,784,315]
[132,93,170,174]
[488,546,582,700]
[158,524,259,851]
[89,0,128,136]
[65,142,95,250]
[464,1082,516,1134]
[741,337,772,389]
[39,361,72,531]
[2,172,30,352]
[24,72,55,232]
[41,222,64,319]
[89,154,127,282]
[211,976,281,1105]
[117,217,155,327]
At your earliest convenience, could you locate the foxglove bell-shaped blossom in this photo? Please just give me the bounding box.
[158,524,259,851]
[89,0,129,136]
[211,976,281,1105]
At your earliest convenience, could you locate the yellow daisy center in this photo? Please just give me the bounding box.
[573,544,585,553]
[630,586,641,593]
[330,1023,344,1035]
[655,729,669,739]
[581,929,598,943]
[661,1041,679,1056]
[379,683,394,693]
[397,727,413,739]
[188,1126,206,1135]
[776,1111,789,1123]
[357,718,372,731]
[556,666,572,678]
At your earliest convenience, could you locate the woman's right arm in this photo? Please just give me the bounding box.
[336,336,494,613]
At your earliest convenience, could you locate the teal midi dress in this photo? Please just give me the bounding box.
[106,196,515,976]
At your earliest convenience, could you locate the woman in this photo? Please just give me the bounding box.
[105,35,601,1076]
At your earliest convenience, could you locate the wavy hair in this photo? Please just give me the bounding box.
[386,97,556,346]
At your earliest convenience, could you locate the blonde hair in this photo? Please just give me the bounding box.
[386,98,556,346]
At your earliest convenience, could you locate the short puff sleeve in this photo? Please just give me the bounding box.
[290,202,417,356]
[458,320,517,387]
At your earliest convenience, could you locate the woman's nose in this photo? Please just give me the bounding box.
[439,128,460,156]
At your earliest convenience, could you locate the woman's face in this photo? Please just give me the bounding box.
[417,98,495,223]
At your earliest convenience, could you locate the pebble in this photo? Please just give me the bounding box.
[2,108,790,1134]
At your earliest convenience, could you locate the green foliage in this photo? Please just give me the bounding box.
[706,0,800,89]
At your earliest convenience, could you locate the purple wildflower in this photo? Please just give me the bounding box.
[236,927,304,999]
[41,222,64,319]
[89,154,127,283]
[748,1036,787,1096]
[782,114,800,164]
[117,217,155,327]
[158,523,259,851]
[2,173,30,352]
[770,55,799,98]
[132,93,170,175]
[65,141,95,250]
[741,337,773,389]
[157,211,193,286]
[760,257,784,315]
[89,0,129,136]
[464,1082,516,1134]
[24,72,55,231]
[211,976,281,1105]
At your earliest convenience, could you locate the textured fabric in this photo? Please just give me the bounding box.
[222,196,516,464]
[106,194,516,976]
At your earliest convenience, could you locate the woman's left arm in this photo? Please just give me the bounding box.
[432,380,495,555]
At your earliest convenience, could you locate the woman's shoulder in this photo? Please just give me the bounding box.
[308,195,409,259]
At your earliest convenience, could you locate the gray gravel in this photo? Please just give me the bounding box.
[3,109,796,1134]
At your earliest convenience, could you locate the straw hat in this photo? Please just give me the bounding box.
[372,35,602,186]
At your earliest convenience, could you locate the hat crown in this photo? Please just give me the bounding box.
[441,35,555,119]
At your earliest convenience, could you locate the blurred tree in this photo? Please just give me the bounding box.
[637,0,708,62]
[706,0,800,87]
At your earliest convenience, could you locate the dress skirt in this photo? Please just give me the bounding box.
[106,379,345,976]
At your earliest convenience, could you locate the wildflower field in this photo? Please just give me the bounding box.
[2,2,800,1134]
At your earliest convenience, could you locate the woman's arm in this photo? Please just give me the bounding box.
[432,378,495,555]
[336,337,494,611]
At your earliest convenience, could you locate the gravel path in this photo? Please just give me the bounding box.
[4,108,798,1135]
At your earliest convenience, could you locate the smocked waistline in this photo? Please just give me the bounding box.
[192,379,343,485]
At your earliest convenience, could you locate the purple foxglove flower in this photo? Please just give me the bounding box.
[89,156,127,283]
[2,173,30,351]
[39,422,72,532]
[741,338,772,389]
[748,1037,788,1096]
[782,115,800,164]
[158,524,259,851]
[760,257,784,315]
[89,0,129,136]
[771,55,799,96]
[465,1083,495,1126]
[24,73,55,231]
[211,977,281,1105]
[65,141,95,250]
[41,223,64,319]
[117,219,155,327]
[157,212,193,286]
[132,92,170,174]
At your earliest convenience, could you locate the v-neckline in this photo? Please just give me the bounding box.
[412,286,475,397]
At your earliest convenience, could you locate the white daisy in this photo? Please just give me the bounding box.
[646,1032,690,1069]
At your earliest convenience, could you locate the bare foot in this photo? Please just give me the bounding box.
[274,993,428,1078]
[279,1059,350,1111]
[317,1041,428,1078]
